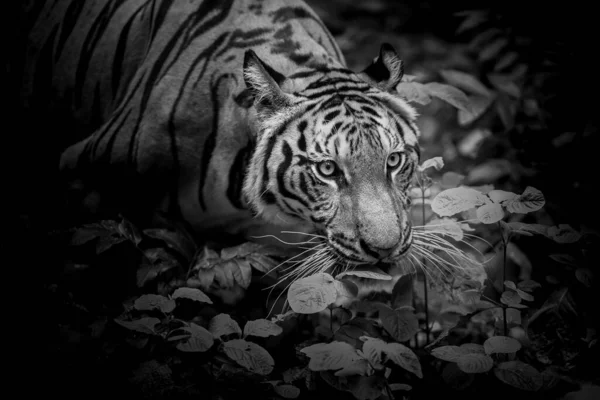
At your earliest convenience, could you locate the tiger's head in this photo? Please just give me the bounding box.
[242,44,420,268]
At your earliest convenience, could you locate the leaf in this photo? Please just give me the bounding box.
[504,281,517,291]
[506,222,548,237]
[479,38,508,62]
[389,383,412,391]
[247,253,278,273]
[96,234,127,254]
[549,253,578,267]
[223,339,274,375]
[484,336,522,355]
[396,81,432,105]
[547,225,582,243]
[70,224,110,246]
[461,288,484,305]
[439,70,492,97]
[333,279,359,305]
[575,268,593,288]
[459,343,486,354]
[516,288,534,302]
[243,319,283,338]
[476,203,505,224]
[488,190,518,204]
[418,156,445,172]
[488,73,521,98]
[134,294,176,313]
[383,342,423,378]
[441,171,466,188]
[431,187,489,217]
[494,361,543,391]
[114,317,160,335]
[458,94,494,126]
[456,353,494,373]
[466,159,512,185]
[380,308,419,342]
[501,290,522,306]
[504,187,545,214]
[517,280,541,292]
[175,323,214,352]
[209,313,242,338]
[391,274,413,309]
[274,385,301,399]
[335,267,392,281]
[348,375,387,400]
[334,358,371,377]
[423,82,472,113]
[361,337,387,368]
[143,228,196,260]
[118,217,143,245]
[172,287,213,304]
[301,341,362,372]
[288,273,338,314]
[431,345,467,362]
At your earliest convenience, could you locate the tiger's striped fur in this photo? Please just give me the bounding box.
[21,0,420,266]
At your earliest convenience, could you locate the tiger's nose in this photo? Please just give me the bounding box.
[373,246,394,260]
[361,239,396,260]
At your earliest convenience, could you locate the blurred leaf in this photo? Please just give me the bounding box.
[456,10,487,34]
[418,156,445,172]
[396,81,432,105]
[494,52,519,71]
[458,94,494,126]
[479,38,508,62]
[457,128,491,158]
[488,74,521,98]
[575,268,593,288]
[547,225,582,243]
[423,82,472,113]
[466,159,512,184]
[440,70,492,97]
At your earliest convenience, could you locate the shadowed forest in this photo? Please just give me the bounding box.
[10,0,598,399]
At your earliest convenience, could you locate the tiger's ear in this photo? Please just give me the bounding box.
[243,50,292,111]
[359,43,404,92]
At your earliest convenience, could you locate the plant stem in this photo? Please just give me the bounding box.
[421,185,430,346]
[498,222,508,336]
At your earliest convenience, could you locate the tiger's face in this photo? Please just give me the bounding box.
[242,44,420,266]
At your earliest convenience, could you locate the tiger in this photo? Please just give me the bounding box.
[20,0,421,294]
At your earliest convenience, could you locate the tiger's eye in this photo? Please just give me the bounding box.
[387,152,404,169]
[318,160,337,176]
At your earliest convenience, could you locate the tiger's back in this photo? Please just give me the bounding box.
[22,0,345,235]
